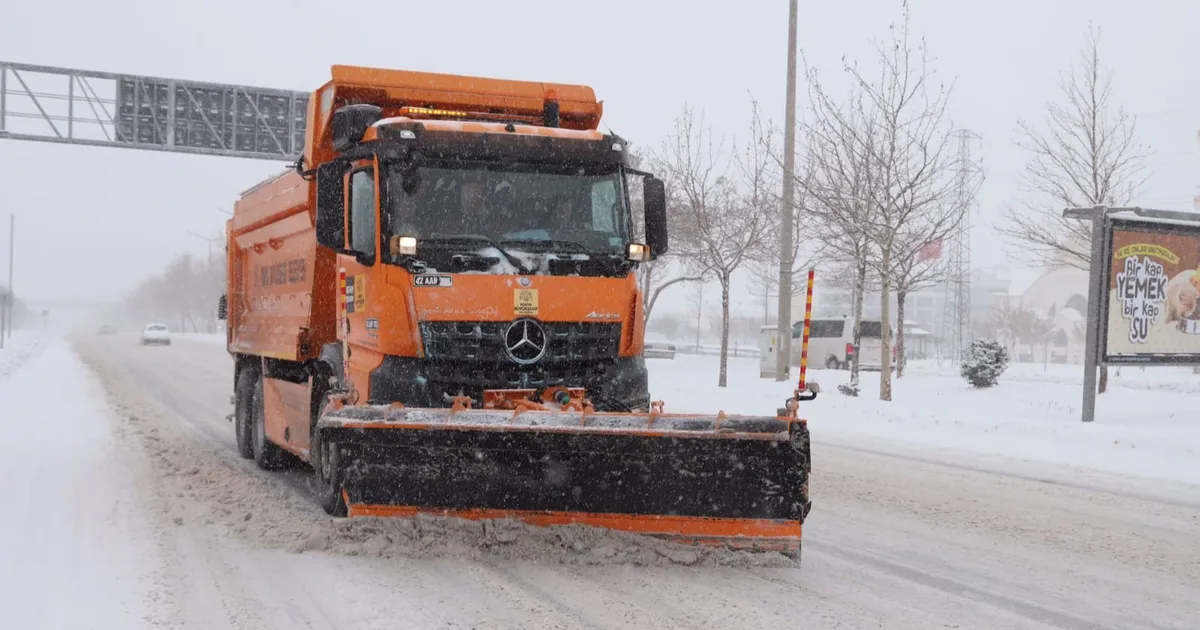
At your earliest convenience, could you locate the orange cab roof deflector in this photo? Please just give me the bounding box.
[329,65,603,131]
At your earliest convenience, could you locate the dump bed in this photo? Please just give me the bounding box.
[225,169,336,361]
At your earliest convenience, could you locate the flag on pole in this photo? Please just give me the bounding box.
[918,238,943,262]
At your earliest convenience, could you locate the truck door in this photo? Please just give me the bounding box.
[340,162,386,399]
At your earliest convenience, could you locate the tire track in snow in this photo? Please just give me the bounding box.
[71,334,1200,629]
[820,440,1200,511]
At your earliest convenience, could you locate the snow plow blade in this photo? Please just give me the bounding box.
[315,403,812,553]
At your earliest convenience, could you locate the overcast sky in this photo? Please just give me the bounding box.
[2,0,1198,317]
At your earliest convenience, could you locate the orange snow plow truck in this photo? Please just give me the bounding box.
[216,65,815,558]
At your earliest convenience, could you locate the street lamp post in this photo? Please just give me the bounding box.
[186,229,221,262]
[775,0,799,381]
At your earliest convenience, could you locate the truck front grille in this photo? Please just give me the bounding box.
[417,320,621,396]
[419,321,621,364]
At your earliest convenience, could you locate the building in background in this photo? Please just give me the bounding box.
[995,265,1089,363]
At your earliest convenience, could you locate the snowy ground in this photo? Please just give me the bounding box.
[169,332,1200,487]
[2,332,1198,628]
[0,334,163,628]
[649,355,1200,487]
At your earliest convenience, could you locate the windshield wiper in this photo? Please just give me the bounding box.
[501,238,621,276]
[425,233,531,274]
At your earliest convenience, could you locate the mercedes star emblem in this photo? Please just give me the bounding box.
[503,318,547,365]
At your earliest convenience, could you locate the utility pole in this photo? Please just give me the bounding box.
[186,229,222,334]
[5,214,12,341]
[775,0,798,382]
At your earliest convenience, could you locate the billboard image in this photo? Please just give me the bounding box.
[1104,222,1200,363]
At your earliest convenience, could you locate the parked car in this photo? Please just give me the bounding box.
[97,325,117,335]
[790,317,894,371]
[140,323,171,346]
[643,332,676,359]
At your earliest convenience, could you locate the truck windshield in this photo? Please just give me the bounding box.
[384,164,629,255]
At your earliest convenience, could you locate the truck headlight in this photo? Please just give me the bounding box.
[627,243,650,262]
[391,235,418,256]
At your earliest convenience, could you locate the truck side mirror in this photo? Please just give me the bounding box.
[643,177,669,259]
[331,104,383,152]
[315,161,347,251]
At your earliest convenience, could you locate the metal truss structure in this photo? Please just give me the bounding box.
[940,129,982,362]
[0,61,309,161]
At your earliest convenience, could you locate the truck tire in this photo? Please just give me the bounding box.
[233,368,256,459]
[250,374,286,470]
[311,384,347,516]
[825,356,839,370]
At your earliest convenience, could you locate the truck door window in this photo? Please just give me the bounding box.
[348,168,376,259]
[590,180,617,233]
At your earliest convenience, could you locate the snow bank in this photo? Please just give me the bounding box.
[172,332,227,345]
[0,331,45,380]
[0,339,163,628]
[647,355,1200,486]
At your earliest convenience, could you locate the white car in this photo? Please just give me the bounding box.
[643,332,676,359]
[141,323,171,346]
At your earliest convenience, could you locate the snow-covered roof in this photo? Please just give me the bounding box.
[1007,268,1045,297]
[1109,209,1200,228]
[907,327,933,336]
[1059,307,1085,322]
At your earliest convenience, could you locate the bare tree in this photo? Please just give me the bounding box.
[628,149,701,325]
[1028,311,1057,369]
[990,301,1056,362]
[996,25,1146,394]
[997,24,1147,270]
[121,243,227,333]
[745,259,778,325]
[844,6,961,401]
[660,105,772,387]
[753,109,820,325]
[639,261,702,327]
[888,227,947,377]
[796,70,879,394]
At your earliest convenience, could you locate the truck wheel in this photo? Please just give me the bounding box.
[233,368,256,459]
[312,389,347,516]
[825,357,839,370]
[250,375,285,470]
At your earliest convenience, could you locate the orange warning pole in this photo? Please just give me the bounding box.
[797,269,815,392]
[338,267,350,390]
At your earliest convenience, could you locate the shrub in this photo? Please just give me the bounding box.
[960,338,1009,388]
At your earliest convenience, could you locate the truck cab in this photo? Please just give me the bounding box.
[258,67,669,420]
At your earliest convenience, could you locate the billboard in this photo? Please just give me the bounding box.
[1103,219,1200,363]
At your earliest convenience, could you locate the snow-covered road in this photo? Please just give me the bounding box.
[3,334,1197,629]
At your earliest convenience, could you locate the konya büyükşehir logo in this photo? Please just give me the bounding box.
[1115,255,1166,344]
